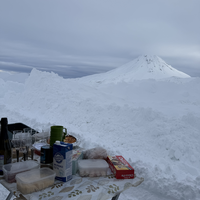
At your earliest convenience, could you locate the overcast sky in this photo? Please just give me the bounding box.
[0,0,200,78]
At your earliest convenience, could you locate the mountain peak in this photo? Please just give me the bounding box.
[135,55,176,73]
[103,55,191,82]
[80,55,191,84]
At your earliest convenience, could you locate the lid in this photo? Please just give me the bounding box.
[16,168,56,184]
[3,160,39,174]
[78,159,109,169]
[41,145,51,149]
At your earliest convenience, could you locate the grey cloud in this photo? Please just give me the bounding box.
[0,0,199,78]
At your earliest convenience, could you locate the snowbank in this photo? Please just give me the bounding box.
[0,68,200,199]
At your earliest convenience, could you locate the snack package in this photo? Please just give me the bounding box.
[84,147,107,159]
[106,155,134,179]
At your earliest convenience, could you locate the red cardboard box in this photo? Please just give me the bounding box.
[106,155,134,179]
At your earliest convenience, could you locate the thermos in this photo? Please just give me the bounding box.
[40,145,53,169]
[0,118,12,175]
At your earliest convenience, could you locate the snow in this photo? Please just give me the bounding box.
[0,55,200,199]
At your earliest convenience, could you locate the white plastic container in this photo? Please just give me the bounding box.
[3,160,39,183]
[78,159,109,177]
[16,167,56,194]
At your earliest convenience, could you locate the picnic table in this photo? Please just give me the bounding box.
[1,123,144,199]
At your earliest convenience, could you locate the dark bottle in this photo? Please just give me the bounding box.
[0,118,12,175]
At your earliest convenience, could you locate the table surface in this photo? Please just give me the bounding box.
[1,145,144,200]
[1,170,143,200]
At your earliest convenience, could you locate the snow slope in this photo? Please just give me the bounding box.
[0,56,199,200]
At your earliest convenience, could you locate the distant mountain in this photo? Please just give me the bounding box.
[0,71,29,83]
[81,55,191,83]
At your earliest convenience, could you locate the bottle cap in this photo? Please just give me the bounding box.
[55,141,60,144]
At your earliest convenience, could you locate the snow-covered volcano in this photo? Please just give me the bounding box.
[82,55,191,83]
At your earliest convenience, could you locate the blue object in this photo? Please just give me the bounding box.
[53,141,73,182]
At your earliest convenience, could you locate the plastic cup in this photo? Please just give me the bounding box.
[50,126,65,137]
[50,126,67,146]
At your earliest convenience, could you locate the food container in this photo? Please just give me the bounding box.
[16,167,56,194]
[72,149,83,175]
[64,135,76,143]
[2,160,39,183]
[78,159,109,177]
[64,134,80,148]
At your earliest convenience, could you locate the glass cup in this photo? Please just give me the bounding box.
[23,128,38,160]
[19,135,27,161]
[11,130,22,162]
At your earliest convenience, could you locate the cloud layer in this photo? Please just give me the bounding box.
[0,0,200,78]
